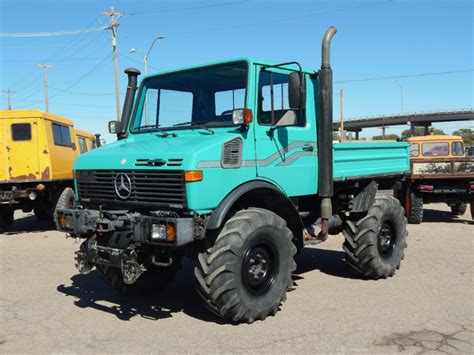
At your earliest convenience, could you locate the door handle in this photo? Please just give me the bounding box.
[302,145,314,152]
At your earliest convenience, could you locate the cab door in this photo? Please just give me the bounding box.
[253,66,318,196]
[6,119,40,180]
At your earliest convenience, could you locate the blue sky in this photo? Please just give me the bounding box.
[1,0,472,142]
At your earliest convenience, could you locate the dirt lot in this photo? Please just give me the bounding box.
[0,203,472,353]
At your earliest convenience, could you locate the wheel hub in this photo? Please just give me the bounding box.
[242,243,276,294]
[378,221,396,257]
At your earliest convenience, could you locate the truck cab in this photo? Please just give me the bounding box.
[57,28,411,323]
[0,110,96,231]
[399,135,473,223]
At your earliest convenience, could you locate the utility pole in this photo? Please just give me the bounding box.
[37,64,52,112]
[2,89,15,110]
[100,7,124,121]
[339,88,344,142]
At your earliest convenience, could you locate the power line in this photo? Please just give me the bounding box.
[129,0,247,15]
[0,26,107,38]
[1,56,109,63]
[335,69,474,84]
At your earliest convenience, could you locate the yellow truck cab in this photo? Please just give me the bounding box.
[407,135,465,159]
[399,134,473,223]
[0,110,97,231]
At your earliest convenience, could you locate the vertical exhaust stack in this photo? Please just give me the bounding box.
[317,26,337,241]
[118,67,141,139]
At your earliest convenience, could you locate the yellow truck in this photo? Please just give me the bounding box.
[0,110,98,232]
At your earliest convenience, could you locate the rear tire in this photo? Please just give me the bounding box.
[450,203,467,216]
[195,208,296,323]
[343,196,408,279]
[95,259,181,293]
[407,191,423,224]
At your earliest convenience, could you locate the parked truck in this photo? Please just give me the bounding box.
[56,27,411,323]
[0,110,97,232]
[395,134,473,223]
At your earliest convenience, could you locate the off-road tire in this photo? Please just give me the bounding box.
[0,207,14,233]
[95,259,181,293]
[34,206,50,220]
[450,203,467,216]
[407,191,423,224]
[195,208,296,324]
[54,187,76,228]
[343,196,407,279]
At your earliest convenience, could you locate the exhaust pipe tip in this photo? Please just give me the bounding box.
[321,26,337,70]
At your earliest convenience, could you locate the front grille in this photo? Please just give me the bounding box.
[76,170,186,209]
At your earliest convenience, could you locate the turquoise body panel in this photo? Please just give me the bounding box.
[74,58,410,214]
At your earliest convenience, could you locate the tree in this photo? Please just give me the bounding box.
[452,128,473,145]
[401,127,445,140]
[372,134,400,141]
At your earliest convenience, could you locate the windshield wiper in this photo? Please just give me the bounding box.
[137,124,176,137]
[173,121,214,135]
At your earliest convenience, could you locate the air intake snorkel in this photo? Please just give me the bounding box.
[118,67,141,139]
[317,26,337,241]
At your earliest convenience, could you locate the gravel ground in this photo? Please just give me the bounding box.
[0,203,472,353]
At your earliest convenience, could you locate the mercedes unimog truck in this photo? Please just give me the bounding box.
[56,27,410,323]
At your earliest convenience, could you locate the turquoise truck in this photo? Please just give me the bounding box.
[56,27,410,323]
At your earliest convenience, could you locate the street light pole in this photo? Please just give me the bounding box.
[130,35,165,125]
[393,80,404,113]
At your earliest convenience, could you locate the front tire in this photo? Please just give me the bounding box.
[450,203,467,216]
[54,187,76,228]
[343,196,407,279]
[195,208,296,323]
[407,191,423,224]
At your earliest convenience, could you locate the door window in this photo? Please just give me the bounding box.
[52,123,72,146]
[11,123,32,141]
[258,70,304,126]
[87,139,95,151]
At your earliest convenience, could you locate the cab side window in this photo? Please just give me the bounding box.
[78,137,87,153]
[52,123,72,147]
[258,70,305,127]
[409,143,419,157]
[452,142,464,156]
[11,123,32,141]
[87,139,95,151]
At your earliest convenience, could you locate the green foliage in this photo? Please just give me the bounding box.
[452,128,473,145]
[372,134,400,141]
[400,127,446,140]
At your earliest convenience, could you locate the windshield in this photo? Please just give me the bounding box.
[131,61,248,132]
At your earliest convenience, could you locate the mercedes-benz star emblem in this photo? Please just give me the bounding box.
[114,173,132,199]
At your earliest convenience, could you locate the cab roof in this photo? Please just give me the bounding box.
[406,135,463,142]
[0,109,74,126]
[142,58,316,81]
[74,128,95,139]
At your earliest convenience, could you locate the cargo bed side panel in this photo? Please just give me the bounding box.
[333,142,410,180]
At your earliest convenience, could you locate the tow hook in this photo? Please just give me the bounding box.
[121,248,146,284]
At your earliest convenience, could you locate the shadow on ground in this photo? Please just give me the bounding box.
[3,213,56,235]
[56,247,359,323]
[422,208,473,225]
[57,258,226,324]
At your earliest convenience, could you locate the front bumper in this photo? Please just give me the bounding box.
[56,208,195,247]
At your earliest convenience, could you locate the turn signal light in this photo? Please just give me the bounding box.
[184,170,203,182]
[166,224,176,242]
[243,108,253,124]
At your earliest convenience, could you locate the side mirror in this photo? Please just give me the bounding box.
[288,72,306,109]
[108,120,122,134]
[232,109,253,126]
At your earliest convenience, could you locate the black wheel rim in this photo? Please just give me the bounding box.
[242,240,277,295]
[377,220,396,257]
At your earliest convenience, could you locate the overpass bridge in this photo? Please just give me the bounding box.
[332,109,474,139]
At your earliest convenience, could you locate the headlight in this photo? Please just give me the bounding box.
[151,224,167,241]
